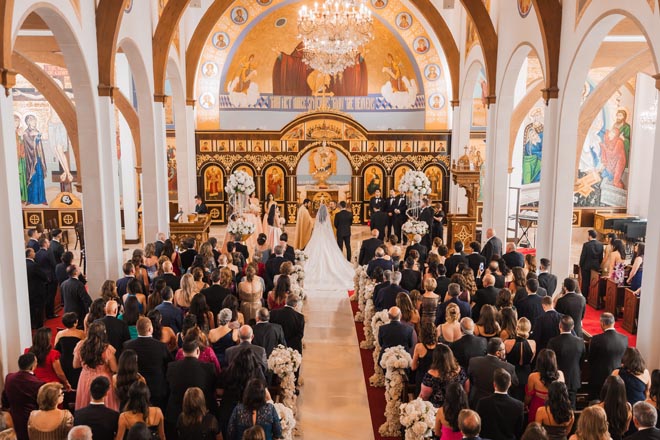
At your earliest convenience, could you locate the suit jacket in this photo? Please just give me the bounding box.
[375,284,408,311]
[404,243,428,266]
[370,211,389,240]
[367,258,394,277]
[154,240,164,258]
[253,322,287,356]
[334,210,353,238]
[369,196,384,213]
[547,333,586,392]
[116,275,135,298]
[98,315,131,355]
[579,239,604,272]
[555,292,586,337]
[166,357,216,421]
[35,247,56,281]
[400,269,422,292]
[466,253,487,277]
[386,196,397,214]
[538,272,558,296]
[231,241,249,261]
[201,284,233,318]
[468,355,518,407]
[393,196,407,223]
[49,240,65,266]
[419,207,434,234]
[154,301,184,333]
[436,297,472,326]
[61,277,92,321]
[476,393,525,440]
[265,255,286,292]
[481,237,503,263]
[450,335,488,370]
[27,238,40,253]
[435,276,451,296]
[515,294,544,328]
[446,253,468,276]
[1,370,45,440]
[378,321,415,359]
[152,273,180,292]
[625,427,660,440]
[283,244,295,263]
[270,306,305,354]
[359,238,384,266]
[502,251,525,269]
[124,336,172,401]
[225,342,268,373]
[472,286,499,323]
[26,258,48,303]
[588,329,628,397]
[532,309,562,351]
[73,404,119,440]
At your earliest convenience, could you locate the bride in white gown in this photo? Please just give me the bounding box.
[304,203,355,291]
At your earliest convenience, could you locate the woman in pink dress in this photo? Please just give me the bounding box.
[243,193,263,254]
[73,321,119,411]
[526,349,565,423]
[434,382,468,440]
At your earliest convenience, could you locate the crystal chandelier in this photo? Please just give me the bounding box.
[298,0,374,75]
[640,94,658,129]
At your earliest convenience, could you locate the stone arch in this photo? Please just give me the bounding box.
[530,0,561,101]
[96,0,128,97]
[460,0,497,101]
[153,0,191,101]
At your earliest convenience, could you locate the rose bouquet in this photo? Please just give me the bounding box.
[399,398,437,440]
[294,249,309,264]
[225,170,255,195]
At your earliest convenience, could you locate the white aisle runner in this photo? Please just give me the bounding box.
[297,288,375,440]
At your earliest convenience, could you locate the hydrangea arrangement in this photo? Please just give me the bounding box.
[399,398,437,440]
[294,249,309,264]
[379,345,413,437]
[369,310,391,387]
[267,345,302,413]
[397,170,431,197]
[273,403,296,440]
[226,218,256,238]
[402,219,429,235]
[224,170,255,195]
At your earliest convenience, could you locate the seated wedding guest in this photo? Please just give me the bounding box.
[400,257,422,292]
[223,295,245,329]
[474,304,501,339]
[548,316,586,408]
[468,338,518,407]
[61,265,93,329]
[613,347,651,406]
[154,286,184,333]
[597,375,632,440]
[502,242,524,270]
[239,266,264,324]
[201,269,233,319]
[434,382,469,440]
[437,303,462,343]
[176,387,221,440]
[27,382,73,439]
[113,349,145,411]
[99,300,131,355]
[55,313,84,389]
[568,405,610,440]
[412,323,438,392]
[375,271,408,311]
[535,381,574,440]
[458,409,484,440]
[73,322,119,411]
[646,370,660,427]
[477,368,525,440]
[118,296,141,340]
[2,353,44,440]
[436,283,471,326]
[471,274,498,323]
[397,292,420,335]
[270,294,305,356]
[504,317,535,401]
[123,317,172,410]
[152,260,180,292]
[498,307,518,340]
[626,401,660,440]
[73,377,119,440]
[190,293,215,332]
[147,310,177,353]
[538,259,558,296]
[100,280,120,304]
[175,273,197,311]
[252,308,286,358]
[534,296,562,352]
[115,382,165,440]
[226,379,280,440]
[588,312,629,400]
[267,275,289,311]
[25,327,71,390]
[526,349,565,423]
[450,318,487,370]
[367,247,394,277]
[420,344,468,408]
[225,326,267,374]
[209,309,238,370]
[84,298,106,332]
[420,278,440,327]
[379,307,416,363]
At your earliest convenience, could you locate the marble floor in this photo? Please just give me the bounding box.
[297,286,375,440]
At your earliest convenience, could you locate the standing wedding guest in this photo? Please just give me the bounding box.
[152,260,180,292]
[35,237,58,320]
[99,300,131,355]
[252,308,286,358]
[113,349,145,411]
[466,242,487,279]
[180,238,198,274]
[420,278,440,327]
[555,278,586,337]
[189,294,214,333]
[481,228,503,264]
[436,283,471,326]
[568,405,610,440]
[254,234,271,266]
[626,401,660,440]
[498,307,518,340]
[434,382,468,440]
[176,387,221,440]
[209,309,238,370]
[526,349,565,423]
[477,368,525,440]
[548,316,585,407]
[26,383,73,439]
[143,243,159,282]
[131,250,150,292]
[612,347,651,406]
[162,239,182,277]
[201,269,233,319]
[154,287,184,333]
[579,230,604,296]
[449,318,487,370]
[598,376,632,440]
[400,257,422,292]
[515,279,545,327]
[533,296,562,352]
[378,307,416,363]
[73,377,119,440]
[115,382,165,440]
[474,305,500,339]
[239,265,263,324]
[118,296,141,340]
[472,275,498,323]
[226,379,281,440]
[628,243,645,293]
[2,353,45,440]
[175,327,221,375]
[608,239,627,285]
[147,309,178,353]
[55,251,74,287]
[445,242,467,276]
[645,370,660,426]
[116,263,137,299]
[467,338,517,407]
[397,292,420,336]
[411,323,438,393]
[278,233,294,263]
[420,344,468,408]
[174,273,196,311]
[502,242,524,269]
[54,313,84,389]
[458,409,485,440]
[61,265,92,329]
[267,275,289,311]
[504,317,536,401]
[375,271,408,311]
[366,247,394,277]
[525,254,538,276]
[83,299,106,333]
[535,381,575,440]
[25,328,71,389]
[522,423,549,440]
[538,258,558,296]
[358,229,383,266]
[437,303,461,343]
[270,294,305,355]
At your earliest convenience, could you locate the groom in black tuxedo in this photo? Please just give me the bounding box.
[334,201,353,261]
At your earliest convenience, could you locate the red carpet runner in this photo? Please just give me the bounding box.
[582,304,637,347]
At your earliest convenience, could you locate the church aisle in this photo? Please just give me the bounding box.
[297,288,375,440]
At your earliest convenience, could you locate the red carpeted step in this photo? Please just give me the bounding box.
[582,304,636,347]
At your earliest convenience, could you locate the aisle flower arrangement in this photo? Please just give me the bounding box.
[226,218,256,238]
[268,345,302,413]
[289,264,306,300]
[224,170,255,195]
[399,398,437,440]
[273,403,296,440]
[397,170,431,197]
[359,281,376,350]
[379,346,412,437]
[402,219,429,236]
[294,249,308,264]
[369,310,391,387]
[354,266,369,322]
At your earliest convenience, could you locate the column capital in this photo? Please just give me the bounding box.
[97,84,116,102]
[485,95,497,107]
[186,98,196,107]
[153,94,169,105]
[0,68,16,96]
[542,87,559,104]
[450,99,460,109]
[653,73,660,91]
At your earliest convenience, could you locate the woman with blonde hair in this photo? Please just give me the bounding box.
[475,305,501,339]
[420,277,440,327]
[175,273,196,310]
[239,265,264,324]
[437,303,462,343]
[568,405,609,440]
[525,254,537,276]
[27,383,73,439]
[505,317,536,401]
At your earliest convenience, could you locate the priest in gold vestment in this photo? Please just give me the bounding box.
[294,199,314,250]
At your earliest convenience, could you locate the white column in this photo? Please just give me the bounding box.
[118,114,138,241]
[481,102,509,241]
[177,103,198,214]
[449,103,461,213]
[0,92,33,378]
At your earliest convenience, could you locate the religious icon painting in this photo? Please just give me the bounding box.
[384,141,396,153]
[264,165,285,201]
[396,12,412,30]
[270,140,281,152]
[424,165,444,200]
[363,165,384,200]
[424,64,441,81]
[199,93,215,110]
[253,140,264,152]
[517,0,532,17]
[231,6,248,25]
[367,141,379,152]
[350,141,362,152]
[199,140,212,152]
[256,0,272,5]
[394,164,413,191]
[212,32,230,50]
[428,93,445,110]
[401,141,413,153]
[202,61,219,78]
[235,164,254,177]
[217,140,229,152]
[371,0,388,9]
[418,141,431,153]
[434,141,448,153]
[413,36,430,54]
[204,165,224,201]
[235,140,247,152]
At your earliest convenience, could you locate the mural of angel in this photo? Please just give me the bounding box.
[227,54,260,107]
[381,53,418,108]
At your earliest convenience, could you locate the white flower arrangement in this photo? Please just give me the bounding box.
[397,170,431,197]
[359,281,376,349]
[294,250,309,264]
[273,403,296,440]
[400,398,437,440]
[268,345,302,413]
[226,218,256,237]
[369,310,391,387]
[402,219,429,236]
[379,345,412,437]
[224,170,256,196]
[354,266,369,322]
[293,264,305,282]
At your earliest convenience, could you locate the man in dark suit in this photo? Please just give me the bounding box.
[116,262,137,299]
[201,269,232,318]
[514,279,544,328]
[375,271,408,311]
[533,296,562,352]
[587,312,628,399]
[476,369,524,440]
[49,229,65,267]
[334,201,353,261]
[230,233,250,261]
[98,300,130,355]
[154,232,166,257]
[436,283,471,326]
[154,287,184,333]
[481,228,503,263]
[265,245,287,292]
[26,228,40,253]
[35,236,58,319]
[124,317,172,409]
[547,316,585,408]
[404,234,428,267]
[419,198,435,250]
[151,260,180,292]
[626,402,660,440]
[270,294,305,355]
[369,189,384,214]
[359,229,384,266]
[538,258,558,296]
[378,307,416,363]
[385,189,397,237]
[400,257,422,292]
[60,265,92,329]
[450,318,487,370]
[367,248,394,277]
[370,205,388,241]
[393,192,408,244]
[373,269,391,300]
[435,264,451,297]
[252,308,286,357]
[165,337,216,438]
[446,241,468,275]
[467,338,518,407]
[278,233,295,263]
[471,274,498,323]
[73,376,119,440]
[225,325,268,373]
[26,248,47,329]
[194,194,208,214]
[458,410,488,440]
[466,242,487,278]
[502,242,524,269]
[555,278,586,337]
[579,229,604,296]
[2,353,45,440]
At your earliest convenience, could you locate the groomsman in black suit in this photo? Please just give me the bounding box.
[393,192,408,244]
[419,198,435,250]
[369,189,384,215]
[385,189,398,237]
[49,229,65,267]
[369,205,388,240]
[26,248,47,329]
[579,229,604,296]
[35,236,58,318]
[334,201,353,261]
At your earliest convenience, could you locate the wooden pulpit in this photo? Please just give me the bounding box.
[169,215,212,251]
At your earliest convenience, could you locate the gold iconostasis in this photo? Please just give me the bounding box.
[195,112,451,224]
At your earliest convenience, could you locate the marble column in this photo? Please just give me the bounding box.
[142,99,170,241]
[180,103,198,214]
[481,101,509,242]
[0,91,34,378]
[449,101,467,214]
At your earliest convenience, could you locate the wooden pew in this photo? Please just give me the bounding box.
[587,270,604,309]
[622,288,640,334]
[604,278,625,317]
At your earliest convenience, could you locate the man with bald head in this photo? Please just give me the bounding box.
[481,228,502,263]
[359,229,384,266]
[98,300,130,355]
[471,274,498,322]
[151,260,180,292]
[225,325,268,374]
[378,306,416,364]
[154,232,166,257]
[459,409,486,440]
[450,318,487,370]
